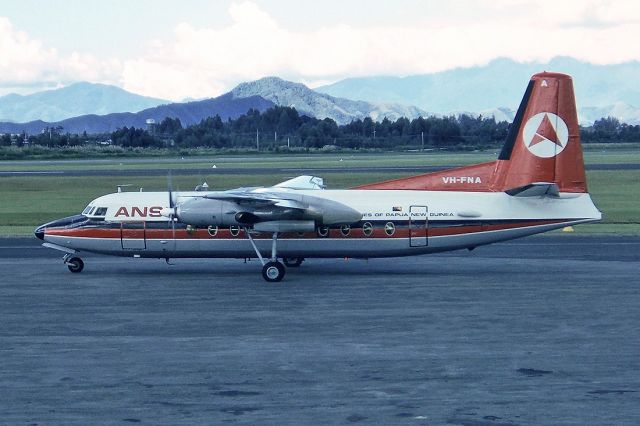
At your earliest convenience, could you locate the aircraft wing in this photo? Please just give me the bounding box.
[202,191,309,210]
[176,186,361,227]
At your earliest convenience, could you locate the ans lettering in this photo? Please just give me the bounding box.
[442,176,482,184]
[114,206,163,218]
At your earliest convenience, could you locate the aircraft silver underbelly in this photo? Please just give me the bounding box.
[44,220,579,259]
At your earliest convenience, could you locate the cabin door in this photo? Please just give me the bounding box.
[121,221,146,250]
[409,205,428,247]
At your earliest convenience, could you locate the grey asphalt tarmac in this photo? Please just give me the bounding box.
[1,163,638,177]
[1,235,639,424]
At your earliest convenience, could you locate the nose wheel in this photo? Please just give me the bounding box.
[65,256,84,273]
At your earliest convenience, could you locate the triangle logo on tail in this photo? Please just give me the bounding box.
[529,114,562,147]
[522,112,569,158]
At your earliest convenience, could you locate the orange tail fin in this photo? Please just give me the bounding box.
[357,72,587,193]
[492,72,587,193]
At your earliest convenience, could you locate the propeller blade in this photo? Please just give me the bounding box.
[167,172,175,208]
[163,172,178,219]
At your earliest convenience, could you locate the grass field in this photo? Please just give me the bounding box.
[1,150,639,236]
[0,148,638,171]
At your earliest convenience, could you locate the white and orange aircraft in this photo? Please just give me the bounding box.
[35,72,601,281]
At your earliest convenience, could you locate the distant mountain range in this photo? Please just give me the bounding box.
[316,57,640,125]
[0,82,168,123]
[231,77,426,125]
[1,56,639,134]
[0,78,426,134]
[0,93,274,134]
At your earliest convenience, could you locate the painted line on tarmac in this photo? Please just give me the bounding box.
[0,171,64,175]
[503,242,640,246]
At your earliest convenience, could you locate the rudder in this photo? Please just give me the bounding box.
[491,72,587,193]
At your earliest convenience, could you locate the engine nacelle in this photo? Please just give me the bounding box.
[174,194,361,228]
[175,198,238,226]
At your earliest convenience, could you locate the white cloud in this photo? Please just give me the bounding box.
[0,16,122,95]
[0,17,58,88]
[120,0,640,101]
[2,0,640,100]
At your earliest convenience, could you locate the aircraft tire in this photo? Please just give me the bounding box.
[283,257,304,267]
[67,257,84,273]
[262,261,285,282]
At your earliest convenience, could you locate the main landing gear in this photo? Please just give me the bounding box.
[262,261,285,282]
[283,257,304,267]
[246,231,285,282]
[63,254,84,273]
[245,230,304,282]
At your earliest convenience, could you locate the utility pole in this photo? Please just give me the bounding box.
[287,137,290,148]
[256,129,259,151]
[275,131,277,143]
[421,131,424,151]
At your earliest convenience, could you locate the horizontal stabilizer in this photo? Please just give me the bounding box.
[273,175,325,190]
[505,182,560,197]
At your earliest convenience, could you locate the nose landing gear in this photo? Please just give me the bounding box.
[64,254,84,273]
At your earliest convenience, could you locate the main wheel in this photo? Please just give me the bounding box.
[262,261,285,282]
[283,257,304,267]
[67,257,84,273]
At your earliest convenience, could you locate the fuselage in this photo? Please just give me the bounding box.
[37,188,602,259]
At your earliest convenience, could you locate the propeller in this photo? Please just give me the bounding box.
[160,172,178,247]
[161,172,178,219]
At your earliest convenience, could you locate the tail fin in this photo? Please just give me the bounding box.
[356,72,587,193]
[491,72,587,193]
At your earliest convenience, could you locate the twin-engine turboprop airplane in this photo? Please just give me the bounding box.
[35,72,601,281]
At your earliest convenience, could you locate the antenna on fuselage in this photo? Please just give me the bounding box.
[117,184,132,193]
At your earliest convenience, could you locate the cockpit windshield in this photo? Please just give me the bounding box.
[82,205,107,217]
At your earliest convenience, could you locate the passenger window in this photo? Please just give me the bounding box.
[317,226,329,237]
[207,225,218,237]
[384,222,395,236]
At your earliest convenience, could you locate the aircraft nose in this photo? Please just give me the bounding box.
[34,225,45,240]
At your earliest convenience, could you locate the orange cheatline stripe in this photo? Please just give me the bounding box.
[45,219,567,240]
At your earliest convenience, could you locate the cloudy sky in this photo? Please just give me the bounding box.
[1,0,639,100]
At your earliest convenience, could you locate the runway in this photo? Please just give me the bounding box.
[1,235,639,424]
[1,163,639,177]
